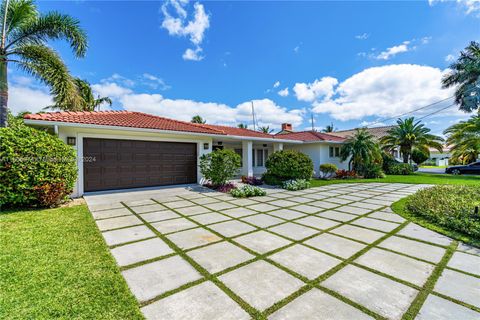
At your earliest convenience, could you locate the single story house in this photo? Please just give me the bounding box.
[427,146,451,166]
[24,111,347,197]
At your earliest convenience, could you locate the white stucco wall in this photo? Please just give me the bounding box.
[57,126,213,197]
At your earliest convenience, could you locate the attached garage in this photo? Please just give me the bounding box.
[83,138,197,192]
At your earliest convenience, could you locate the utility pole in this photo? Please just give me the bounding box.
[251,101,256,131]
[311,114,314,131]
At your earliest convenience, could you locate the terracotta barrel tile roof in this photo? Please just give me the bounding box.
[330,125,397,140]
[275,131,345,142]
[201,124,274,138]
[24,111,224,135]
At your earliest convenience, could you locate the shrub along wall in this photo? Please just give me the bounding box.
[0,123,77,208]
[262,150,313,185]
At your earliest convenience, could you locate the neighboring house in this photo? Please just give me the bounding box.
[427,146,451,166]
[24,111,347,197]
[329,125,403,162]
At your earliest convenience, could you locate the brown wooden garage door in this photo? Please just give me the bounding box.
[83,138,197,192]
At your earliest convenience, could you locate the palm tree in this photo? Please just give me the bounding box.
[237,123,248,129]
[340,128,381,171]
[191,115,206,124]
[442,41,480,113]
[380,117,444,163]
[444,115,480,164]
[322,122,336,133]
[45,78,111,111]
[258,126,273,134]
[0,0,88,127]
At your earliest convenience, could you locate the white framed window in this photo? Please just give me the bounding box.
[329,146,340,158]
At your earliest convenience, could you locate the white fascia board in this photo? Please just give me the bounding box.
[302,140,344,145]
[23,119,303,144]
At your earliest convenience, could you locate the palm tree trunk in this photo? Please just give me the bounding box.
[402,152,409,163]
[0,57,8,128]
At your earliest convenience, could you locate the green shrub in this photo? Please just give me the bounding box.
[230,185,266,198]
[261,172,283,186]
[386,163,414,175]
[411,148,429,165]
[199,149,241,186]
[319,163,337,179]
[0,124,77,208]
[264,150,313,184]
[282,179,310,191]
[357,163,385,179]
[405,185,480,238]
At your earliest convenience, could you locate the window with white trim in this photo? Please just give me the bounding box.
[253,148,269,167]
[329,146,340,158]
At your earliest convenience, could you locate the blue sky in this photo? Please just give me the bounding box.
[9,0,480,135]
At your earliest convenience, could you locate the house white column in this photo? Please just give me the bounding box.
[273,142,283,152]
[242,140,253,176]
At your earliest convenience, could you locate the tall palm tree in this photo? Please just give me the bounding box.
[45,78,111,111]
[442,41,480,113]
[340,128,381,171]
[322,122,336,133]
[237,123,248,129]
[0,0,87,127]
[380,117,444,163]
[258,125,273,134]
[191,115,206,124]
[444,115,480,164]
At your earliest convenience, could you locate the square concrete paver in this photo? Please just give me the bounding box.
[221,207,257,218]
[96,215,142,231]
[268,209,306,220]
[367,211,405,223]
[122,255,202,302]
[351,217,400,232]
[141,281,249,320]
[190,212,231,225]
[204,202,237,211]
[355,248,435,286]
[269,289,373,320]
[295,216,340,230]
[322,265,418,320]
[309,201,338,209]
[291,204,322,214]
[167,228,222,250]
[140,210,179,222]
[175,206,211,216]
[247,203,279,212]
[163,200,195,209]
[219,261,304,310]
[287,196,313,203]
[152,218,198,234]
[434,269,480,308]
[398,223,452,246]
[92,207,132,220]
[209,220,256,237]
[191,197,220,205]
[268,199,298,207]
[269,223,318,241]
[334,206,372,215]
[228,198,259,206]
[240,214,284,228]
[331,225,385,243]
[416,295,480,320]
[305,233,366,258]
[317,210,357,222]
[124,199,156,207]
[132,204,165,214]
[102,225,155,246]
[188,241,254,274]
[270,244,341,279]
[235,231,291,254]
[378,236,445,263]
[111,238,174,266]
[447,251,480,275]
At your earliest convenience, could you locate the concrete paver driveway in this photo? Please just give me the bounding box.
[84,183,480,320]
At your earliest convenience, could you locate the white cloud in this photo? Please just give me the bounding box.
[91,79,304,129]
[8,84,53,114]
[273,81,280,88]
[376,41,410,60]
[429,0,480,16]
[141,73,170,90]
[311,64,457,121]
[355,33,369,40]
[161,1,210,61]
[293,77,338,102]
[445,54,456,62]
[92,82,133,98]
[278,87,289,97]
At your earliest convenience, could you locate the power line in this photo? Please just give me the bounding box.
[416,103,457,120]
[366,96,454,127]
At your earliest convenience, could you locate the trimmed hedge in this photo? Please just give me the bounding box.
[263,150,313,185]
[199,149,241,186]
[405,185,480,238]
[0,124,77,208]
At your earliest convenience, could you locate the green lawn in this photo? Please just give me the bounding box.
[0,205,143,319]
[310,172,480,187]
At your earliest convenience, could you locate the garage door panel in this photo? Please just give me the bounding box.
[83,138,197,192]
